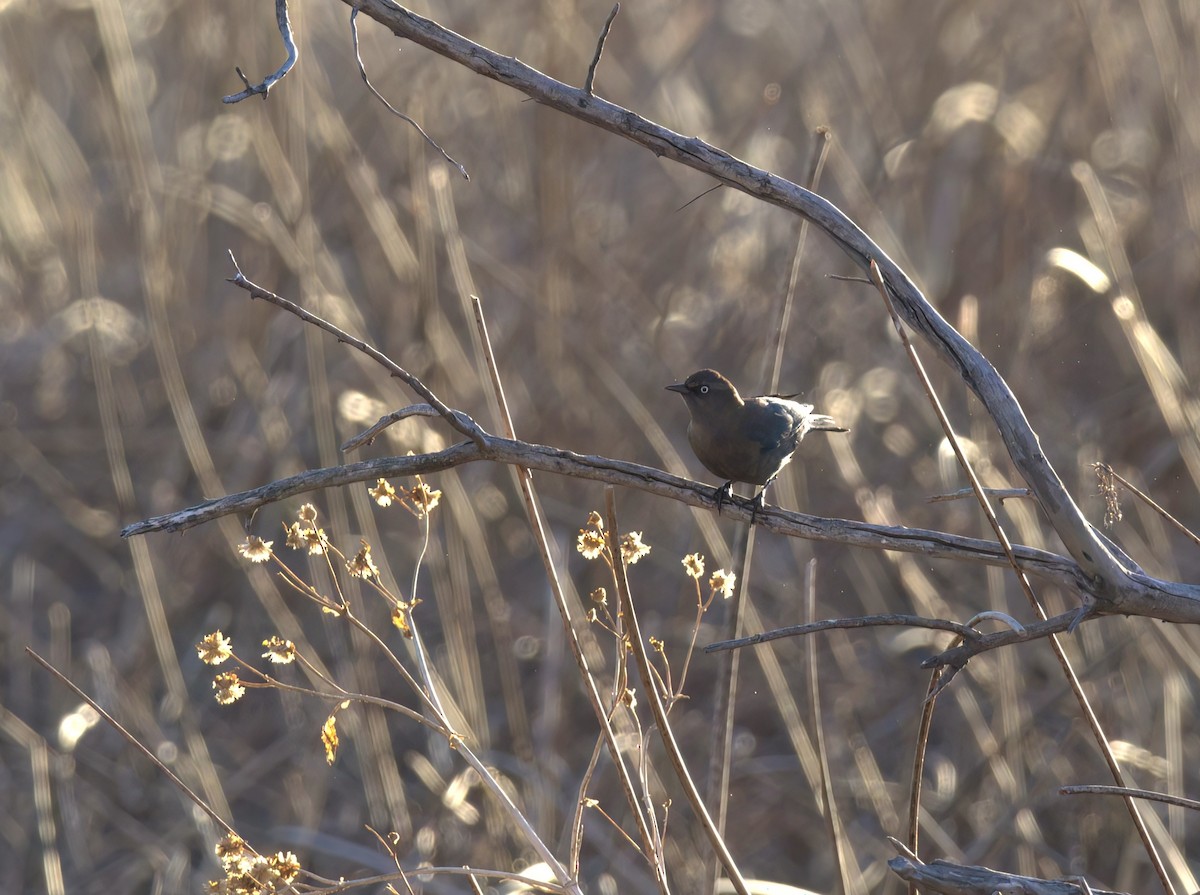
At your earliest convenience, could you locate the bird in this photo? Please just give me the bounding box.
[666,368,847,517]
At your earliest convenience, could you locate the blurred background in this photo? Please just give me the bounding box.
[3,0,1200,892]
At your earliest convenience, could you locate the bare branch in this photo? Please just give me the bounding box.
[927,486,1032,503]
[349,9,468,180]
[339,0,1160,615]
[225,252,485,446]
[888,852,1128,895]
[706,613,983,654]
[223,0,297,102]
[27,648,250,850]
[1061,784,1200,812]
[341,403,475,452]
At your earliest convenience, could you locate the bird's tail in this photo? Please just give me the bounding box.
[806,414,849,433]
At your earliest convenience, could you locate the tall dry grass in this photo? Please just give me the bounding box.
[3,1,1200,893]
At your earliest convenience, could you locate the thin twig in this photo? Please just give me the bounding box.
[583,3,620,96]
[341,403,454,452]
[706,612,984,653]
[868,258,1048,624]
[26,648,253,852]
[1061,784,1200,812]
[569,736,606,877]
[223,0,297,102]
[805,561,851,894]
[225,253,485,446]
[906,647,953,895]
[349,8,468,179]
[927,486,1033,504]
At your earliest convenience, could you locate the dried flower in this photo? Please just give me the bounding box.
[369,478,397,507]
[197,632,233,666]
[408,482,442,516]
[237,536,273,563]
[322,712,340,764]
[391,600,421,638]
[213,672,245,705]
[577,528,606,560]
[298,503,318,524]
[682,553,705,579]
[620,532,651,565]
[261,637,296,664]
[267,852,300,884]
[283,521,306,550]
[710,569,737,599]
[214,833,248,869]
[301,526,329,556]
[346,540,379,579]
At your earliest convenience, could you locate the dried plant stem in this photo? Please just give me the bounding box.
[604,488,751,895]
[1096,463,1200,549]
[470,298,666,889]
[26,648,252,853]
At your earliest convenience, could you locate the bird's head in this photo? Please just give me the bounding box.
[666,369,743,414]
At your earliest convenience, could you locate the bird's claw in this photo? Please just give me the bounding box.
[713,481,735,515]
[711,481,768,525]
[748,489,766,527]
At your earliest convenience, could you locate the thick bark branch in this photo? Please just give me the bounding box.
[338,0,1199,617]
[888,853,1128,895]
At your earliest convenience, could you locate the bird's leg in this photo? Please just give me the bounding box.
[713,480,735,515]
[748,487,767,526]
[748,474,779,526]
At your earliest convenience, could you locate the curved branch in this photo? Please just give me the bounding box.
[341,0,1154,612]
[223,0,297,102]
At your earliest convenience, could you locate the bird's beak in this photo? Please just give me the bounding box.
[666,382,689,393]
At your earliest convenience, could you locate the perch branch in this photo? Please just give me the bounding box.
[121,439,1077,578]
[119,429,1200,627]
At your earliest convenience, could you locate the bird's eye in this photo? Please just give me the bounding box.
[699,385,709,394]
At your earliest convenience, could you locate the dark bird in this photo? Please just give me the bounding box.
[667,368,847,515]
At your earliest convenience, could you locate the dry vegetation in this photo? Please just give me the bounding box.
[4,0,1200,893]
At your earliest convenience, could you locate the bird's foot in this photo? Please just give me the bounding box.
[713,481,735,515]
[748,489,766,527]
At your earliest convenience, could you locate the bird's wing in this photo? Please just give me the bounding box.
[744,398,806,450]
